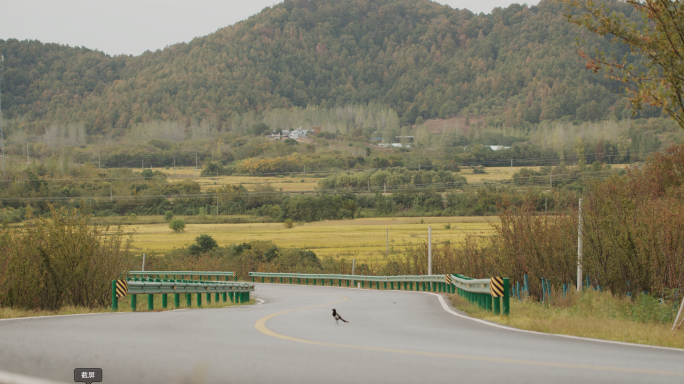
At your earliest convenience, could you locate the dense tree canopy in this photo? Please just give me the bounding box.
[0,0,646,136]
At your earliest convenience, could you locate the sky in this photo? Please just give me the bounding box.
[0,0,541,57]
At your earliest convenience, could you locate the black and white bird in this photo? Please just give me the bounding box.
[332,309,348,324]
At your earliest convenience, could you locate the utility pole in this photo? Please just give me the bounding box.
[577,198,583,292]
[303,165,306,181]
[195,153,197,179]
[27,141,29,165]
[545,196,548,214]
[110,185,113,201]
[0,55,5,180]
[173,156,176,175]
[428,226,432,275]
[510,159,513,176]
[216,194,219,216]
[142,159,143,171]
[98,155,100,169]
[351,259,356,275]
[386,228,389,256]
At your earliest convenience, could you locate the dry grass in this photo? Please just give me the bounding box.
[0,296,250,319]
[450,291,684,349]
[124,216,497,262]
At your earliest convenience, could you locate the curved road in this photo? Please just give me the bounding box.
[0,284,683,384]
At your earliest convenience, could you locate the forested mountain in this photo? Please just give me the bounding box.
[0,0,646,136]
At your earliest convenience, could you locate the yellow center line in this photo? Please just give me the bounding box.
[254,292,684,377]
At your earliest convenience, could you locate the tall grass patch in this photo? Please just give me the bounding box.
[0,205,132,310]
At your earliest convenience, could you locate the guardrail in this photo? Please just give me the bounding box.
[248,272,456,293]
[127,271,236,281]
[111,277,253,311]
[451,273,509,315]
[249,272,509,315]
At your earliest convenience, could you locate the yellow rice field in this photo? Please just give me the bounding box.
[126,216,497,262]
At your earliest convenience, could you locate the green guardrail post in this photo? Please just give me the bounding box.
[298,278,301,284]
[148,294,154,311]
[346,279,350,287]
[207,292,211,304]
[306,278,309,285]
[215,292,220,302]
[162,293,168,309]
[290,277,293,284]
[197,293,202,307]
[339,279,342,287]
[384,282,387,290]
[313,278,317,286]
[229,292,234,302]
[174,293,180,308]
[503,277,510,316]
[493,296,500,315]
[222,292,227,302]
[376,281,379,289]
[111,281,118,311]
[390,282,394,290]
[131,294,137,311]
[252,276,255,282]
[186,293,191,307]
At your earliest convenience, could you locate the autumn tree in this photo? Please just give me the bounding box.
[560,0,684,129]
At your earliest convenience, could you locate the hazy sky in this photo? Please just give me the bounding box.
[0,0,540,57]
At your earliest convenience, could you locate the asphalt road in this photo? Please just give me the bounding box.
[0,283,683,384]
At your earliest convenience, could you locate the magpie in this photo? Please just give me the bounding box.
[332,309,348,324]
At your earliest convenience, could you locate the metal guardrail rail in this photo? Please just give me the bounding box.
[128,271,236,281]
[451,273,510,315]
[248,272,510,315]
[111,277,253,311]
[249,272,454,292]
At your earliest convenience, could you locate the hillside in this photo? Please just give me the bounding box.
[0,0,651,136]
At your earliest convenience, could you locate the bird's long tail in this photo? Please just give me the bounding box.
[341,318,349,323]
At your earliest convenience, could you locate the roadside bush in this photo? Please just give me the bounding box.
[188,234,218,255]
[0,205,132,310]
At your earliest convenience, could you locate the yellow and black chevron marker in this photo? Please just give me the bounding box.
[115,279,128,298]
[490,277,504,297]
[445,274,452,285]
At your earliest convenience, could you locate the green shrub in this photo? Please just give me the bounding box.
[283,219,294,229]
[188,234,219,255]
[169,218,186,232]
[164,210,174,222]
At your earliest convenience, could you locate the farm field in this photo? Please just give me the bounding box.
[126,216,497,262]
[160,167,320,191]
[157,164,631,192]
